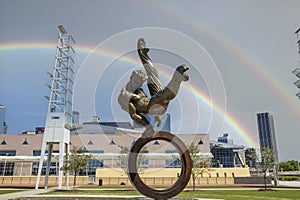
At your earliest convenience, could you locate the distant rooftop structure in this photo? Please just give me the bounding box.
[217,133,233,145]
[71,115,134,134]
[82,121,134,129]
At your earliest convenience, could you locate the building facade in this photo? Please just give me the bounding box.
[0,129,210,177]
[257,112,279,161]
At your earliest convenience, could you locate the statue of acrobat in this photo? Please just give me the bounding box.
[118,38,189,136]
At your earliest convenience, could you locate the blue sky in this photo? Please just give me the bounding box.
[1,0,300,161]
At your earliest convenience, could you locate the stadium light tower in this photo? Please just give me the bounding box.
[35,25,76,190]
[293,28,300,100]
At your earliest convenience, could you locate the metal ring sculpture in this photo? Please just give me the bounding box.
[128,131,192,200]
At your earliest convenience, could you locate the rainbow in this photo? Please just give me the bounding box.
[146,1,300,115]
[0,41,258,147]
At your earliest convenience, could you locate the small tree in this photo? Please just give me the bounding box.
[61,147,91,189]
[246,148,258,169]
[188,142,212,191]
[258,147,277,190]
[118,145,148,176]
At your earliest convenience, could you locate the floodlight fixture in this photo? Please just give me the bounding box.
[47,71,53,78]
[45,84,51,90]
[292,68,300,79]
[294,80,300,89]
[58,25,67,34]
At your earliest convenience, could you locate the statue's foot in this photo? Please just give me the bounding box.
[176,64,189,81]
[137,38,149,53]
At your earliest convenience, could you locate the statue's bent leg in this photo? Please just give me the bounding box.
[137,38,164,96]
[148,64,189,115]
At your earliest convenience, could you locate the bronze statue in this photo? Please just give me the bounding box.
[118,38,189,136]
[120,38,192,199]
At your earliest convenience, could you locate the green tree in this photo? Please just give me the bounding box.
[279,160,299,171]
[188,142,212,191]
[118,145,148,175]
[61,147,91,189]
[246,148,258,169]
[258,147,277,190]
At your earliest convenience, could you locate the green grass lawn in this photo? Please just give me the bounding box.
[0,190,26,195]
[179,190,300,200]
[44,188,300,200]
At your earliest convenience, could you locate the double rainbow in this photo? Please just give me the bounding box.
[0,41,259,147]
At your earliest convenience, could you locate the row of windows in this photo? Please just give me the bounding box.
[31,160,104,176]
[211,148,235,168]
[0,149,198,176]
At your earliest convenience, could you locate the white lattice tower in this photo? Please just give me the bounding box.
[35,25,75,189]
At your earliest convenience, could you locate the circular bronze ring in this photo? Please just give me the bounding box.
[128,131,192,200]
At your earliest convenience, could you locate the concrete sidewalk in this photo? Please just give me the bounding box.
[0,188,52,200]
[278,181,300,187]
[0,189,221,200]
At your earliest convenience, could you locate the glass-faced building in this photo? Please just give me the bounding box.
[210,134,246,168]
[0,105,6,134]
[257,112,279,161]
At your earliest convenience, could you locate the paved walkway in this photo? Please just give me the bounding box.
[0,188,221,200]
[278,181,300,187]
[0,188,53,200]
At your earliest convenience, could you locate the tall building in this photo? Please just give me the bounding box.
[256,112,278,161]
[72,111,80,126]
[0,105,7,134]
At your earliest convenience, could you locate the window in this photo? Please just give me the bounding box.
[120,149,128,167]
[153,140,160,145]
[140,150,148,168]
[1,139,6,145]
[32,162,58,176]
[87,139,94,145]
[80,160,104,176]
[22,138,28,145]
[109,139,116,145]
[165,150,181,168]
[0,150,16,176]
[81,150,104,176]
[32,150,59,176]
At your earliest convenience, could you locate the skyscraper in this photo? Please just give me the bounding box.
[0,105,7,134]
[257,112,278,161]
